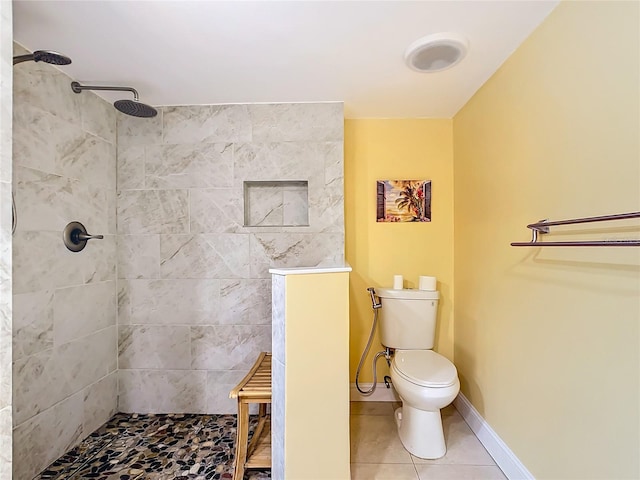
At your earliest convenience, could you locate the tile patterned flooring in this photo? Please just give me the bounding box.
[36,413,270,480]
[350,402,507,480]
[36,402,505,480]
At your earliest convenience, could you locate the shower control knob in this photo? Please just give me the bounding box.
[76,232,104,242]
[63,221,103,252]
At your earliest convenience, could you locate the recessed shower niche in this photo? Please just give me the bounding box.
[244,180,310,227]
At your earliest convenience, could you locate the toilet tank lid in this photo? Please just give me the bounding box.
[376,288,439,300]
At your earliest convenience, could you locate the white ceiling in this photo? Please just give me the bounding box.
[12,1,558,118]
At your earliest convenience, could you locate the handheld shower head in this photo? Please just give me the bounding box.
[13,50,72,66]
[367,287,382,309]
[70,81,158,118]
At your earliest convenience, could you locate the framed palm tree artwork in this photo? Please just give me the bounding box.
[376,180,431,222]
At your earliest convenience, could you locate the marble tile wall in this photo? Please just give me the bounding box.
[12,43,118,480]
[271,274,286,480]
[117,102,344,414]
[0,3,13,478]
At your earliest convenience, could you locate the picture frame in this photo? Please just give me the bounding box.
[376,180,431,222]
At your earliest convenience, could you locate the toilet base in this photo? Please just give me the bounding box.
[394,406,446,459]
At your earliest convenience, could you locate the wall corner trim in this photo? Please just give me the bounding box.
[454,393,535,480]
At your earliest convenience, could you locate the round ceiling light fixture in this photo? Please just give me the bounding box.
[404,33,469,73]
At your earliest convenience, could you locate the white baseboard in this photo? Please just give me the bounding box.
[350,383,400,402]
[454,393,534,480]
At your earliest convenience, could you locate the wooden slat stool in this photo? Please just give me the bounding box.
[229,352,272,480]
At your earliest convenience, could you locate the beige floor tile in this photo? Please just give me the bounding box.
[415,464,507,480]
[350,401,395,416]
[411,412,496,465]
[350,414,413,464]
[441,403,457,416]
[351,463,420,480]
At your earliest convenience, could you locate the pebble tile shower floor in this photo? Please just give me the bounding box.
[36,413,270,480]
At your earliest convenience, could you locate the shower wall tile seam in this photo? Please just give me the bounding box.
[117,370,253,373]
[11,370,115,430]
[13,158,117,176]
[13,277,116,291]
[114,102,343,414]
[1,5,12,472]
[115,112,122,382]
[13,101,116,144]
[16,318,116,352]
[142,143,147,190]
[12,40,117,476]
[118,187,208,192]
[13,164,116,190]
[82,124,116,144]
[14,322,115,365]
[121,323,271,326]
[13,345,117,426]
[115,368,233,372]
[54,308,117,342]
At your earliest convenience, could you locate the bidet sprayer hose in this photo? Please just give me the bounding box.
[355,306,387,396]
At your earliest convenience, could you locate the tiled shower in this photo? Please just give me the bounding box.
[10,42,344,479]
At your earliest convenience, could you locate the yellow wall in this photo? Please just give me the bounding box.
[345,119,454,382]
[284,271,351,479]
[453,2,639,479]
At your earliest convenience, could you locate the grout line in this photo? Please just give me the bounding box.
[412,461,421,479]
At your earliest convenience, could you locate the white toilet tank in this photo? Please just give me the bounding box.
[376,288,440,350]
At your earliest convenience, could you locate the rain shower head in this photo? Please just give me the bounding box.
[114,99,158,118]
[13,50,72,66]
[70,81,158,118]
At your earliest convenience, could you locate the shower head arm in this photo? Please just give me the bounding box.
[69,81,157,118]
[70,82,139,101]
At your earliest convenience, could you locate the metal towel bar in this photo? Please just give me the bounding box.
[511,211,640,247]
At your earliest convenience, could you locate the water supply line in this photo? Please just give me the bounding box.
[355,288,391,396]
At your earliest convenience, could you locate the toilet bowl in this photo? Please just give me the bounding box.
[374,287,460,459]
[390,349,460,459]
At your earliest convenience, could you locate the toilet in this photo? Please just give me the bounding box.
[376,288,460,459]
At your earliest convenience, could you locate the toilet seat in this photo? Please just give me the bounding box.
[392,350,457,388]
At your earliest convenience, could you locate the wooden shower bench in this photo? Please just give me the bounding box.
[229,352,272,480]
